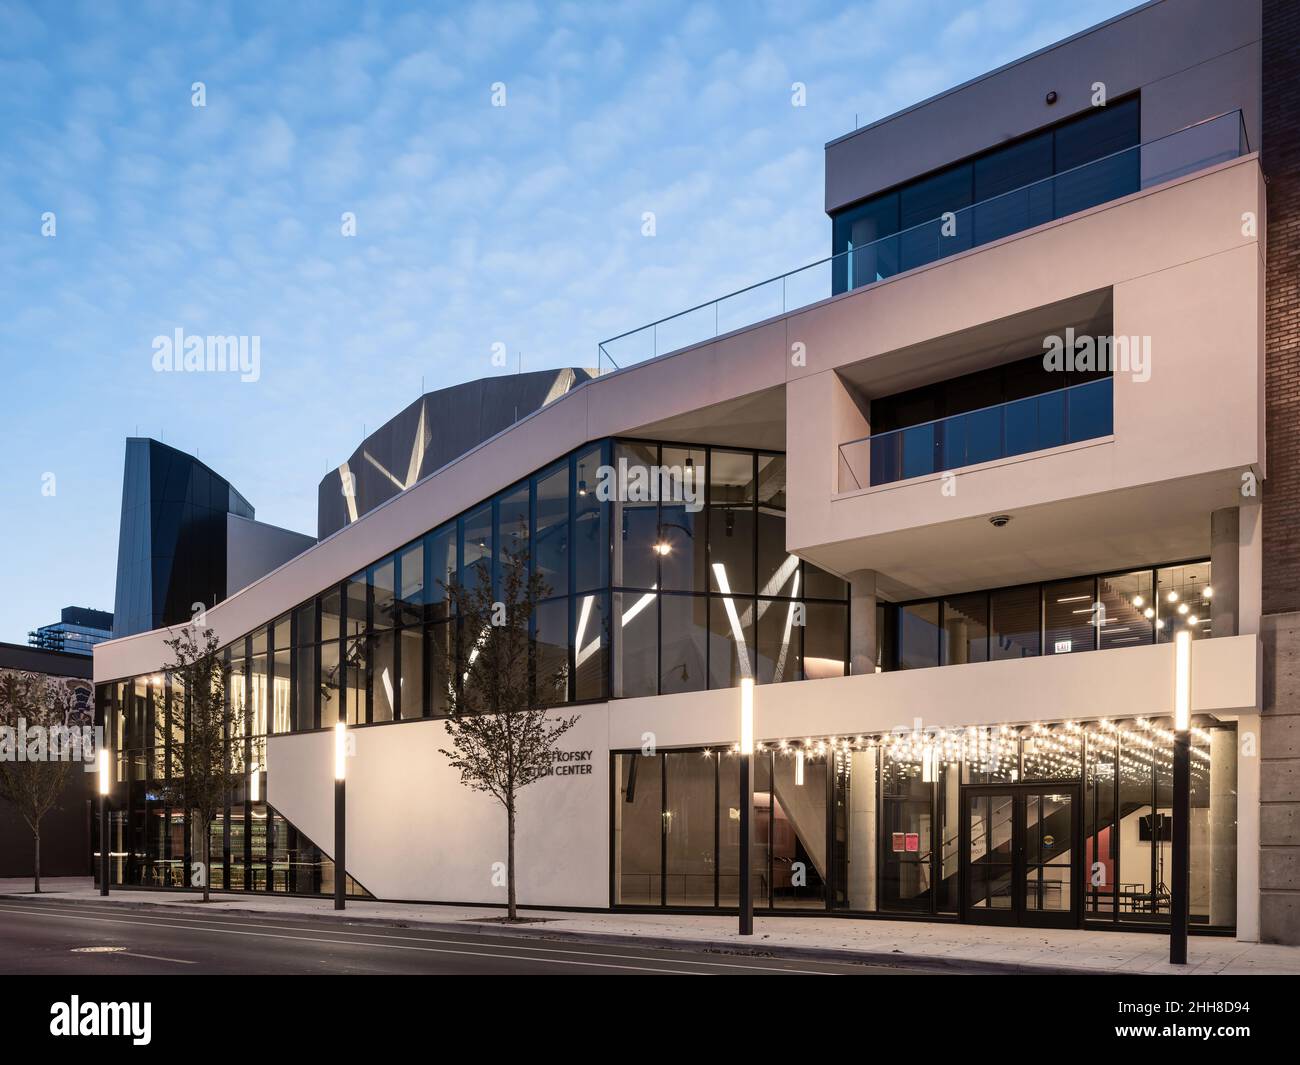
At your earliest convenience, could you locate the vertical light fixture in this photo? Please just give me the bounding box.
[1170,628,1192,965]
[98,748,111,897]
[334,721,347,911]
[738,678,754,936]
[249,761,260,803]
[795,747,805,787]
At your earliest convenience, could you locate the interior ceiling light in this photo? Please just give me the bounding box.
[1133,595,1145,608]
[1167,591,1179,603]
[1144,607,1155,619]
[1203,586,1213,599]
[1178,602,1190,615]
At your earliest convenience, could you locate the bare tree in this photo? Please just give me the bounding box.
[153,626,242,903]
[435,529,578,921]
[0,671,82,892]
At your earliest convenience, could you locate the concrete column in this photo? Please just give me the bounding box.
[1209,727,1238,927]
[1211,507,1241,637]
[848,569,879,674]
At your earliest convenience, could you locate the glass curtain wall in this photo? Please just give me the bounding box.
[612,716,1236,929]
[610,442,847,698]
[889,562,1211,672]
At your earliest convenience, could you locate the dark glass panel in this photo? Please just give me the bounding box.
[803,563,847,600]
[371,557,396,630]
[1098,569,1155,650]
[898,601,940,670]
[659,446,706,592]
[371,629,395,722]
[665,751,717,906]
[990,585,1040,660]
[1045,576,1096,655]
[534,463,569,599]
[427,525,456,621]
[757,598,802,685]
[1067,376,1113,442]
[294,641,316,731]
[756,455,796,597]
[461,504,492,593]
[941,593,989,665]
[613,590,657,698]
[397,541,425,626]
[803,601,847,680]
[614,753,662,906]
[345,572,367,638]
[534,597,570,707]
[573,592,608,701]
[319,588,341,642]
[271,646,291,734]
[709,595,755,689]
[427,620,454,717]
[574,445,608,593]
[708,450,755,596]
[660,594,706,695]
[899,164,973,270]
[614,442,658,591]
[496,481,530,587]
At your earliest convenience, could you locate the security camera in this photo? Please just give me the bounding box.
[989,514,1012,528]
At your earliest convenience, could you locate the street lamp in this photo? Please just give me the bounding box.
[97,748,110,896]
[738,677,754,936]
[334,721,346,911]
[1170,628,1192,965]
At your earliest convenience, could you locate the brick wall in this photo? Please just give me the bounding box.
[1261,0,1300,944]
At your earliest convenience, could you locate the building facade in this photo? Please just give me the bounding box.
[93,0,1295,942]
[29,607,113,657]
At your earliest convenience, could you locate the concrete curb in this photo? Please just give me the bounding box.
[0,892,1108,975]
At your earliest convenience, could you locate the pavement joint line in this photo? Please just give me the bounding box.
[0,893,1102,975]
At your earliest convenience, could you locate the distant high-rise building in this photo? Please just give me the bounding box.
[28,606,114,656]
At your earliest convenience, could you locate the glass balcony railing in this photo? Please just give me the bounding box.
[598,110,1249,373]
[838,376,1114,492]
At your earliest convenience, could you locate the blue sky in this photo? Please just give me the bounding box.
[0,0,1137,644]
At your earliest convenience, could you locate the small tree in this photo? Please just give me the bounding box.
[154,626,242,902]
[0,671,80,892]
[436,530,578,921]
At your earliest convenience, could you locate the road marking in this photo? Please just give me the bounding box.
[0,905,707,975]
[2,902,837,975]
[119,951,195,965]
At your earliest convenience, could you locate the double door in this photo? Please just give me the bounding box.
[960,784,1080,928]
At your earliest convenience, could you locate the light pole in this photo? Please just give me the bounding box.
[738,677,754,936]
[1170,628,1192,965]
[334,721,346,911]
[97,748,110,896]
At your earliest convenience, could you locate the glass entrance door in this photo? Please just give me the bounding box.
[961,785,1079,928]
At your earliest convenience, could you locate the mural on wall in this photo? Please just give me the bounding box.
[0,668,94,729]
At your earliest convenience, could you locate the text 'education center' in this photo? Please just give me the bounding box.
[92,0,1300,943]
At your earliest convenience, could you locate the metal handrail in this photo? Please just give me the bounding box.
[598,109,1247,372]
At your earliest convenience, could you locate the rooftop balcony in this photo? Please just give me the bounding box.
[597,110,1249,374]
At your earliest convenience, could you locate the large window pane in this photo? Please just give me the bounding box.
[1045,577,1095,655]
[803,601,847,680]
[534,597,569,707]
[757,598,802,684]
[898,601,939,670]
[398,542,425,626]
[1085,724,1118,917]
[803,563,847,600]
[371,629,395,723]
[400,628,424,718]
[427,525,456,621]
[574,445,608,593]
[756,455,796,597]
[461,504,492,593]
[614,753,662,906]
[1098,569,1154,650]
[534,463,569,598]
[709,450,755,595]
[880,747,932,912]
[573,593,608,701]
[659,446,706,592]
[613,590,657,698]
[371,557,396,630]
[613,442,658,591]
[709,595,755,689]
[990,584,1040,660]
[772,747,827,909]
[497,482,530,588]
[660,594,706,695]
[941,593,988,665]
[427,620,454,716]
[665,751,716,906]
[319,640,340,725]
[345,572,367,638]
[1156,561,1212,642]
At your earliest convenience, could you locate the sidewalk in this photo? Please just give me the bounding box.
[3,877,1298,975]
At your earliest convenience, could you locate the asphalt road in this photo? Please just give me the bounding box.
[0,898,926,975]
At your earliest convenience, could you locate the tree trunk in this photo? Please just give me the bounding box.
[507,797,516,922]
[202,823,211,903]
[33,829,41,894]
